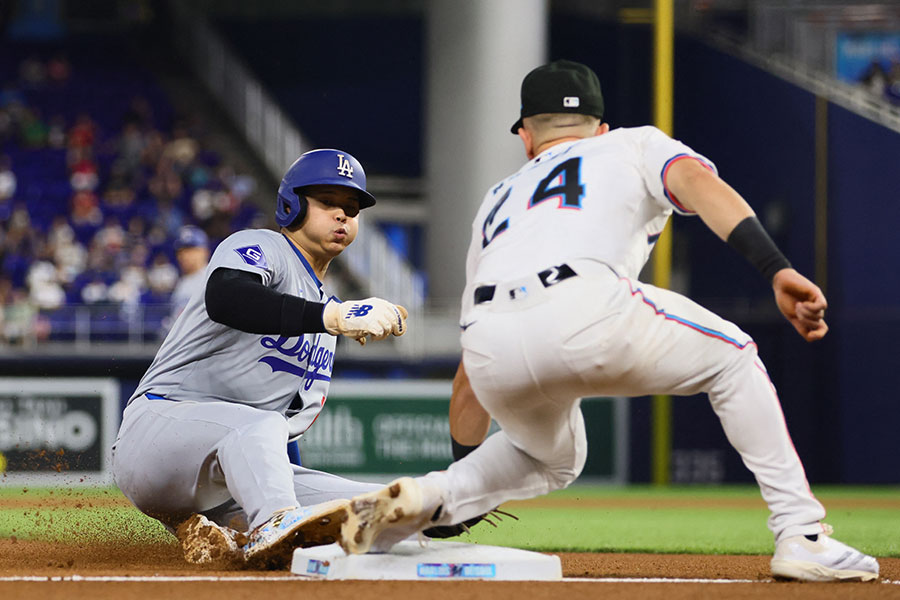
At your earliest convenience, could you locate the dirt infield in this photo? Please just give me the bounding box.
[1,537,898,599]
[2,493,899,599]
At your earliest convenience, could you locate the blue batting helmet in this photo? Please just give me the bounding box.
[275,149,376,228]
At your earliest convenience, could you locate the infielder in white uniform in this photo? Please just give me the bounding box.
[338,61,879,583]
[112,149,406,568]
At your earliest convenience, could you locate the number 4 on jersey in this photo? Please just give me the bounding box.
[529,158,584,210]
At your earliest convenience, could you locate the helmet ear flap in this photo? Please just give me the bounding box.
[275,190,308,228]
[292,189,308,227]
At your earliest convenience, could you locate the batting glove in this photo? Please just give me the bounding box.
[322,297,408,345]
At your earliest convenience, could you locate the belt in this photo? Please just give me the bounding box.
[474,263,577,305]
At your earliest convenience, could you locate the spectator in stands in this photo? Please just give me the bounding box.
[109,262,147,308]
[141,129,165,169]
[169,225,209,321]
[19,55,46,89]
[102,168,138,220]
[144,252,179,307]
[163,123,199,169]
[860,59,888,97]
[68,113,96,150]
[69,147,100,192]
[46,53,71,86]
[2,288,36,345]
[1,205,37,288]
[19,108,48,149]
[70,189,103,243]
[122,95,153,131]
[94,216,127,261]
[26,255,65,311]
[47,215,86,288]
[115,121,147,177]
[0,155,16,206]
[47,114,67,149]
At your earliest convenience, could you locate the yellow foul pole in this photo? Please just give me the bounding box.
[652,0,674,486]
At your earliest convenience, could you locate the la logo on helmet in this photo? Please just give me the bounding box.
[336,154,354,178]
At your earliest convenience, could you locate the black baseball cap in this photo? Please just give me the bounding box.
[510,60,605,134]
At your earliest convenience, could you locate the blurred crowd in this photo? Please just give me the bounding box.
[0,52,265,345]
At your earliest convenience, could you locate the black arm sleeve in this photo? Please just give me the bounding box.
[726,216,792,282]
[205,267,328,335]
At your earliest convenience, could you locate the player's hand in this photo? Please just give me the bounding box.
[322,298,408,345]
[772,268,828,342]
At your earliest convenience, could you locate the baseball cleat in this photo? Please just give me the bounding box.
[243,499,350,569]
[771,526,879,582]
[339,477,437,555]
[176,513,243,565]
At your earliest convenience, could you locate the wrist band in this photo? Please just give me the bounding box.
[451,438,480,461]
[726,216,792,282]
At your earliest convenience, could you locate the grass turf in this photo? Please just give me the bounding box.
[0,484,898,556]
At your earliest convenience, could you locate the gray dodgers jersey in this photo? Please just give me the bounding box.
[130,229,336,434]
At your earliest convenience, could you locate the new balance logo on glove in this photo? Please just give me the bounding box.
[346,304,373,318]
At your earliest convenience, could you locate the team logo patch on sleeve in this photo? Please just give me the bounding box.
[234,245,268,268]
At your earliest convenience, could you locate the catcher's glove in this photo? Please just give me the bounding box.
[422,508,518,539]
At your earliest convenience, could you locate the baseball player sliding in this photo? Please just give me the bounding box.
[112,149,405,569]
[337,61,879,583]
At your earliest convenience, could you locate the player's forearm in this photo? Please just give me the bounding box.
[205,267,328,335]
[666,158,754,241]
[666,159,792,282]
[449,361,491,451]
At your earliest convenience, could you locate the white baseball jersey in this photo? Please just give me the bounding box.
[418,125,828,548]
[462,126,715,317]
[131,228,334,435]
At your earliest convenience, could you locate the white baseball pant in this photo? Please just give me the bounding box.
[423,258,825,543]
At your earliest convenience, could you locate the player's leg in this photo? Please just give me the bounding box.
[425,291,590,521]
[340,289,590,553]
[203,463,382,532]
[113,396,298,530]
[341,407,588,554]
[581,273,877,580]
[423,404,587,526]
[114,396,349,567]
[585,274,827,540]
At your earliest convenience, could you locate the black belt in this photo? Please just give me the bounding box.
[474,263,577,305]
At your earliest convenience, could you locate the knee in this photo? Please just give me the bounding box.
[544,445,587,491]
[238,410,289,438]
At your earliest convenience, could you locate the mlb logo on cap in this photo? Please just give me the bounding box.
[563,97,580,107]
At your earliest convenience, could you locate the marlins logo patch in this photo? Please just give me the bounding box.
[235,245,268,268]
